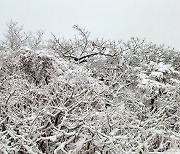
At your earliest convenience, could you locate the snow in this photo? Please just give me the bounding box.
[156,62,172,73]
[75,136,87,151]
[138,72,149,84]
[170,78,180,84]
[150,71,164,79]
[165,149,180,154]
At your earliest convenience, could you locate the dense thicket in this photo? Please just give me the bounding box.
[0,21,180,154]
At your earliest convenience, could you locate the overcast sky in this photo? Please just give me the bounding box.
[0,0,180,51]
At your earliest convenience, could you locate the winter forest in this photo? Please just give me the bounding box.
[0,21,180,154]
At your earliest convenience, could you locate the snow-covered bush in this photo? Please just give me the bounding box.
[0,21,180,153]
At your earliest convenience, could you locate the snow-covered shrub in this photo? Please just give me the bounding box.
[0,21,180,153]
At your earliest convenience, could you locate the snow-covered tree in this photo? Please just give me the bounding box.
[0,21,180,153]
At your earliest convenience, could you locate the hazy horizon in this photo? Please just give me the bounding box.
[0,0,180,51]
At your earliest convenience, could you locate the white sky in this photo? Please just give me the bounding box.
[0,0,180,51]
